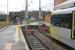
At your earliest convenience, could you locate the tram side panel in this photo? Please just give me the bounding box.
[50,13,75,49]
[50,14,72,38]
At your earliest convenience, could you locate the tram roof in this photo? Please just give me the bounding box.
[52,7,75,15]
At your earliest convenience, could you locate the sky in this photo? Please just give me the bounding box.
[0,0,54,13]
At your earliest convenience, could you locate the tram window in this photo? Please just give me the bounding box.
[59,14,72,29]
[51,14,72,29]
[51,15,61,27]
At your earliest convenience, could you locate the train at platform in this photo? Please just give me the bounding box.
[50,7,75,49]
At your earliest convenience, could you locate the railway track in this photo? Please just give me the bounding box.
[34,31,68,50]
[25,32,50,50]
[21,26,69,50]
[38,30,75,50]
[24,31,69,50]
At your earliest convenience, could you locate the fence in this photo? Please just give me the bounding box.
[0,21,11,29]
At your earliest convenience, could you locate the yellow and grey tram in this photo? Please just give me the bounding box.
[50,7,75,49]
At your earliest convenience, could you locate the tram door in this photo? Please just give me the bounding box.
[72,11,75,39]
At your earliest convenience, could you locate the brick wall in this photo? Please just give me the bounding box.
[45,15,51,22]
[54,0,67,6]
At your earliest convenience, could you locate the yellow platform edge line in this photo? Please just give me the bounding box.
[16,21,20,41]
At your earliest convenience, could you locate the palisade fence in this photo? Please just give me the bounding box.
[0,21,11,29]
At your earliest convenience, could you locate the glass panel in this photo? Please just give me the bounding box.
[61,14,72,29]
[52,14,72,29]
[51,15,61,27]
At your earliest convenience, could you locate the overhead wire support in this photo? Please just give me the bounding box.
[25,0,28,32]
[7,0,9,24]
[39,0,41,28]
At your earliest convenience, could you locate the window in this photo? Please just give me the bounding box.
[61,14,72,29]
[51,15,61,27]
[51,13,72,29]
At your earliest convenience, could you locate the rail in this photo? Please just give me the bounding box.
[25,32,49,50]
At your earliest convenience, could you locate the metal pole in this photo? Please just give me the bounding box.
[39,0,41,28]
[25,0,28,32]
[7,0,9,25]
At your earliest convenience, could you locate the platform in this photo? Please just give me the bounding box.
[0,25,27,50]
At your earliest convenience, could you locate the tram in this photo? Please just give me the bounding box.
[50,7,75,49]
[27,22,42,32]
[39,24,49,33]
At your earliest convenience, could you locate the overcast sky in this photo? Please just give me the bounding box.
[0,0,54,13]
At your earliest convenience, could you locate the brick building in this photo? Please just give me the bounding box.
[54,0,67,6]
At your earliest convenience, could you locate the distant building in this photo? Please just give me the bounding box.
[0,14,7,21]
[9,11,25,21]
[0,11,8,21]
[9,11,51,21]
[54,0,67,6]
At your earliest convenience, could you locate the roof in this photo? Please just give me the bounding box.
[52,7,75,15]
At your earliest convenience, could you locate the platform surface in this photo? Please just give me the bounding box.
[0,25,26,50]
